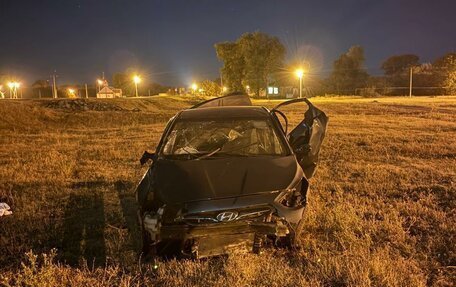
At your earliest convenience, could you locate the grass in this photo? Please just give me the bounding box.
[0,95,455,286]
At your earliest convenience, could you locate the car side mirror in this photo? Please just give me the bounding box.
[140,151,155,166]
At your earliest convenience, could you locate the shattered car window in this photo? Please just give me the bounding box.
[162,119,287,158]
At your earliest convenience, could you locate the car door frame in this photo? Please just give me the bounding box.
[270,98,328,179]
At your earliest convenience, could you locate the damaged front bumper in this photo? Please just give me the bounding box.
[143,219,290,258]
[140,192,306,258]
[172,221,290,258]
[159,220,290,239]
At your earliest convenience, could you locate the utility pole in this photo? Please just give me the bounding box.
[85,84,88,98]
[51,72,58,99]
[133,75,141,97]
[295,69,304,98]
[409,67,413,98]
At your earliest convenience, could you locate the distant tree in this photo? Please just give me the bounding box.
[215,42,245,92]
[381,54,420,76]
[147,82,169,96]
[446,73,456,94]
[213,77,222,86]
[112,73,133,96]
[215,32,285,96]
[199,80,221,97]
[329,45,369,94]
[238,32,285,97]
[112,73,127,88]
[433,52,456,94]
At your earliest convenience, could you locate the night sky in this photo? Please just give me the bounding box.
[0,0,455,86]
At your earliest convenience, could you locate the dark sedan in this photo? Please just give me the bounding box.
[135,93,328,259]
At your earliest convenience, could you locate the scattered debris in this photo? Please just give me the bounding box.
[0,202,12,217]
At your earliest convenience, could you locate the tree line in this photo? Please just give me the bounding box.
[215,32,456,96]
[18,31,456,98]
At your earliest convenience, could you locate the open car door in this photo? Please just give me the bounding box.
[271,98,328,179]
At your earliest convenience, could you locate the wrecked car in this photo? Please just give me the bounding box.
[135,93,328,259]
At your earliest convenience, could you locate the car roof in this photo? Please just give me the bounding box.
[178,106,270,120]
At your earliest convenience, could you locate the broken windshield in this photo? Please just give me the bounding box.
[161,119,288,159]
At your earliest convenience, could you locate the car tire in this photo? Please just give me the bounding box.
[273,218,304,249]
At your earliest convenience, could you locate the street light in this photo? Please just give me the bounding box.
[15,82,21,99]
[7,82,20,99]
[133,75,141,97]
[7,83,14,98]
[191,83,198,94]
[295,69,304,98]
[97,79,104,92]
[67,88,76,98]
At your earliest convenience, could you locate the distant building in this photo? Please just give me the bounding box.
[265,86,306,98]
[97,86,122,98]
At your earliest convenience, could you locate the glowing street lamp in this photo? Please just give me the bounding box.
[133,75,141,97]
[222,86,228,93]
[15,82,21,98]
[97,79,104,92]
[67,88,76,98]
[191,83,198,95]
[7,82,20,99]
[295,68,304,98]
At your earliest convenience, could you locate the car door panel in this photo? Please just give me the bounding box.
[272,98,328,179]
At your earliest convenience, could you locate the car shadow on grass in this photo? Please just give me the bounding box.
[114,180,142,254]
[61,190,106,267]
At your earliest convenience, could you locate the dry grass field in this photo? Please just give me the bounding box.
[0,95,455,286]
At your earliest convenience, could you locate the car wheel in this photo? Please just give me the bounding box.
[273,220,303,249]
[275,209,306,249]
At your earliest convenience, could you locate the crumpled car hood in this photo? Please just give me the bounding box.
[153,155,299,204]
